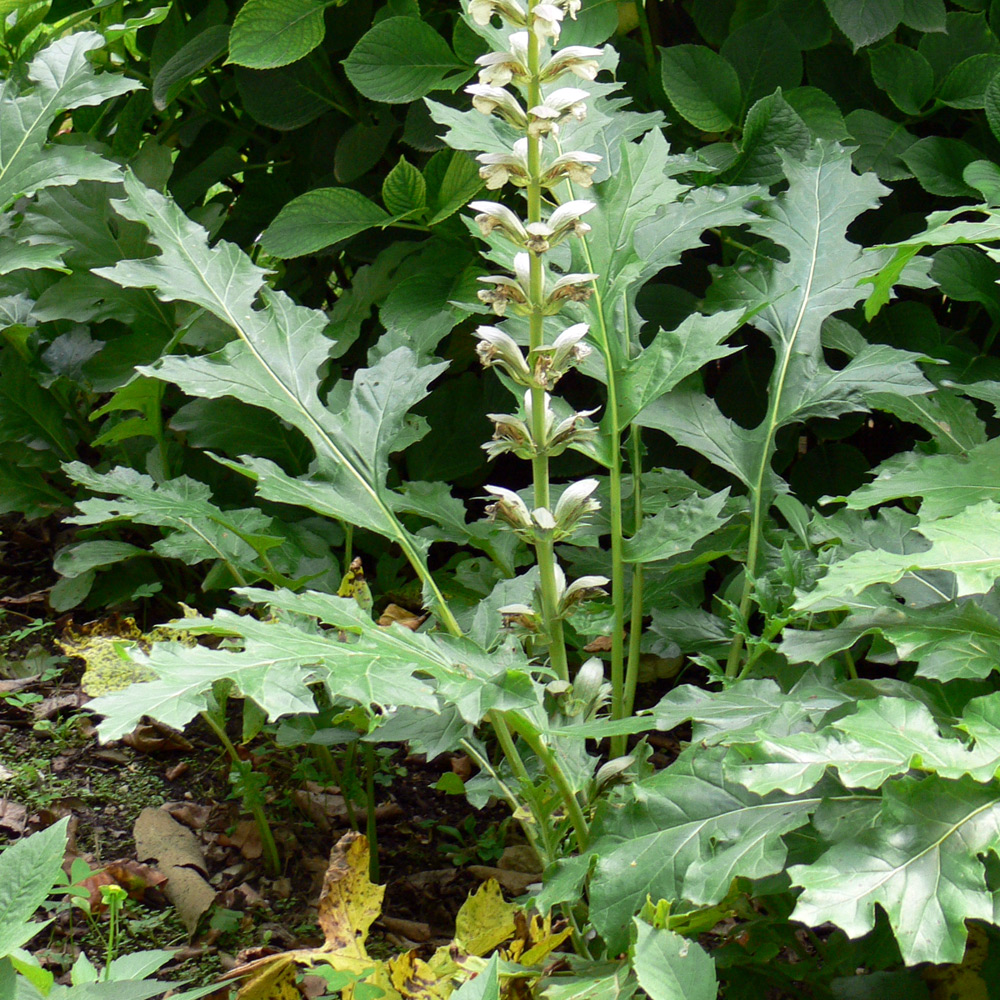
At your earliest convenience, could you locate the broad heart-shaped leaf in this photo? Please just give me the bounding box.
[151,24,230,110]
[631,922,716,1000]
[343,17,470,104]
[782,591,1000,682]
[728,697,1000,796]
[583,748,824,951]
[0,818,67,958]
[790,774,1000,964]
[94,172,449,617]
[659,44,741,132]
[228,0,328,70]
[823,0,903,50]
[260,187,391,258]
[0,33,139,212]
[798,501,1000,610]
[839,437,1000,519]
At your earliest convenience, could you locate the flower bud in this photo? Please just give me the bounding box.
[573,656,605,705]
[553,477,600,530]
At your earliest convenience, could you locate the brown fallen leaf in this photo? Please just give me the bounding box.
[33,690,88,720]
[467,865,539,895]
[165,762,190,782]
[450,755,472,780]
[379,915,431,942]
[219,819,263,861]
[0,799,27,835]
[163,802,211,830]
[124,722,193,754]
[134,807,217,935]
[377,604,427,630]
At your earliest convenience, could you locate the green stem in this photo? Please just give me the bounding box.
[526,11,569,683]
[635,0,657,76]
[199,711,281,876]
[364,743,379,883]
[314,745,358,830]
[622,426,645,719]
[506,715,590,853]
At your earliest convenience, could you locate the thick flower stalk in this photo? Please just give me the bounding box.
[465,0,604,683]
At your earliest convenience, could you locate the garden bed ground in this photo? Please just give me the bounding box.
[0,515,521,992]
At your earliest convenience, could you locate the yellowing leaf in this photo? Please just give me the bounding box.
[59,613,198,695]
[237,958,301,1000]
[338,557,374,613]
[501,912,571,967]
[316,831,384,957]
[387,951,451,1000]
[454,880,517,957]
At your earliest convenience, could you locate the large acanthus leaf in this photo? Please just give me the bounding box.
[797,501,1000,609]
[639,143,926,510]
[726,696,1000,795]
[838,437,1000,519]
[862,203,1000,319]
[782,588,1000,682]
[622,489,733,565]
[93,173,448,603]
[580,747,826,950]
[790,774,1000,965]
[62,463,295,585]
[0,33,139,215]
[85,585,538,741]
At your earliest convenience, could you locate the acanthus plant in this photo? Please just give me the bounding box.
[11,3,1000,997]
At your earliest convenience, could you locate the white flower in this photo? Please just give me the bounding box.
[554,477,601,528]
[559,574,609,612]
[486,484,532,529]
[550,322,592,366]
[529,322,591,386]
[478,272,527,314]
[547,199,595,240]
[532,2,565,41]
[475,325,532,382]
[545,149,602,187]
[468,0,527,27]
[466,84,527,128]
[542,45,603,83]
[521,200,594,252]
[477,137,530,188]
[470,200,528,244]
[476,33,530,86]
[528,87,589,136]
